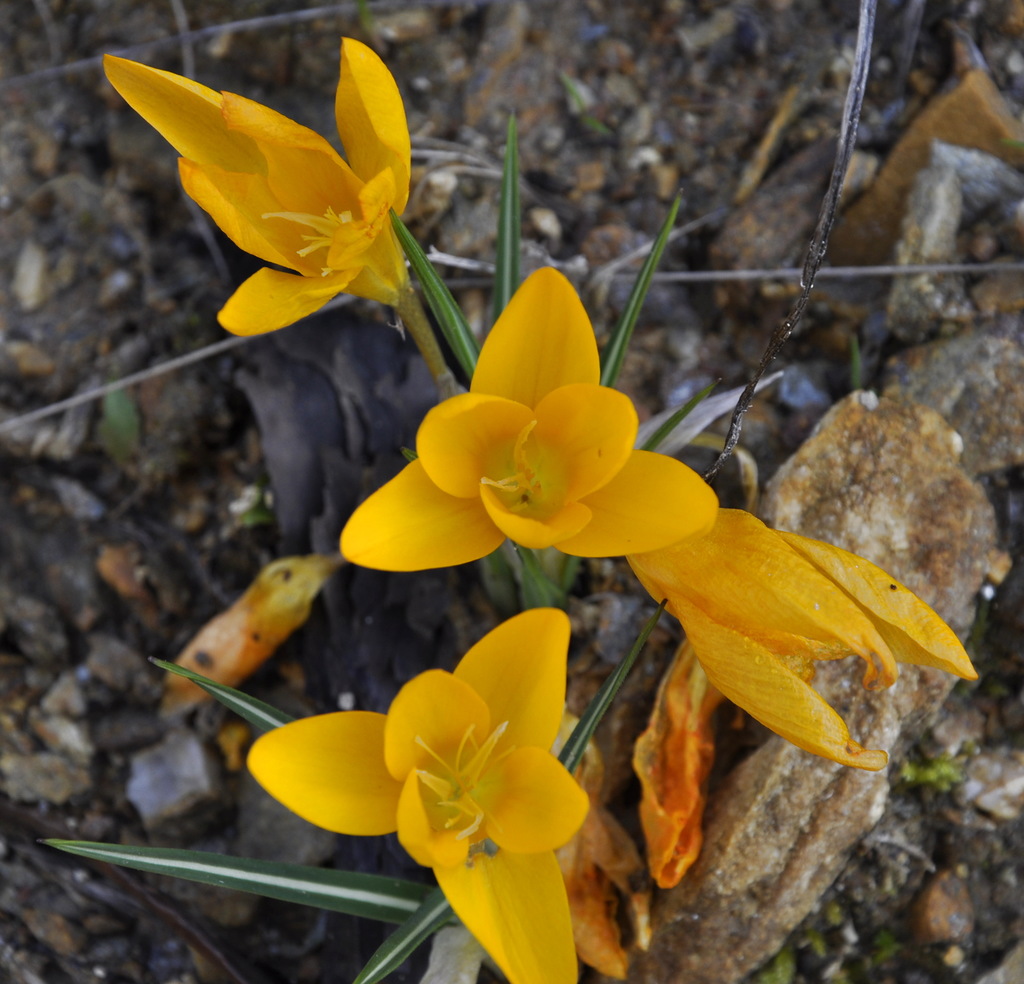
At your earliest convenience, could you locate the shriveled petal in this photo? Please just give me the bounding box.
[336,38,411,211]
[628,510,900,689]
[480,485,592,549]
[384,670,490,780]
[396,770,468,869]
[480,747,589,852]
[533,384,637,500]
[179,160,299,271]
[454,609,570,753]
[559,451,719,557]
[777,532,978,680]
[340,461,505,571]
[472,268,599,407]
[247,712,401,834]
[418,394,533,498]
[680,607,889,770]
[217,267,354,335]
[436,850,578,984]
[103,55,264,173]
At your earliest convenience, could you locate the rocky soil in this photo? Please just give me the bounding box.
[2,2,1024,984]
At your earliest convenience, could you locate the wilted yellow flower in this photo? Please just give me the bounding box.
[103,38,410,334]
[340,267,719,570]
[628,509,977,769]
[248,609,588,984]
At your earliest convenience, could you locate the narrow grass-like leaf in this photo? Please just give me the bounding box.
[492,115,520,325]
[559,602,666,774]
[353,887,454,984]
[150,658,293,732]
[639,381,718,452]
[600,195,681,388]
[45,841,430,924]
[391,211,478,379]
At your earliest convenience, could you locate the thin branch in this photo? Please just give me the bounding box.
[703,0,878,484]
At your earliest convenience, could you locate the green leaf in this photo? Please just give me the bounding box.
[354,887,454,984]
[97,387,141,465]
[639,381,718,452]
[492,116,521,325]
[391,211,479,379]
[149,658,294,732]
[559,601,666,774]
[44,841,431,924]
[600,196,681,388]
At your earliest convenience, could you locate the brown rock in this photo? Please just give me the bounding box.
[631,391,998,984]
[910,870,975,944]
[832,70,1024,265]
[883,319,1024,476]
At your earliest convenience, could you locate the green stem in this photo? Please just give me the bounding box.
[394,282,457,397]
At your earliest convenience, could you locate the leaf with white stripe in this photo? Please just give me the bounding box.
[45,840,431,924]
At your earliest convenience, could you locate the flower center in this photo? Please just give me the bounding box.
[480,421,564,520]
[262,206,360,274]
[415,720,510,842]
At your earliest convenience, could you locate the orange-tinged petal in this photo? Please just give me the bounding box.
[336,38,411,212]
[345,223,408,305]
[325,167,397,270]
[417,394,533,498]
[340,460,505,571]
[777,532,978,680]
[436,850,578,984]
[217,267,354,335]
[383,670,490,780]
[247,712,402,834]
[396,771,468,868]
[454,609,570,753]
[103,55,264,173]
[533,384,637,500]
[560,451,719,557]
[629,510,900,689]
[472,268,599,407]
[480,485,592,549]
[680,606,889,770]
[480,747,589,852]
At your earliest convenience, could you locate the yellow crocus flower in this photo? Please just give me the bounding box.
[628,509,977,769]
[341,267,720,570]
[248,609,588,984]
[103,38,410,334]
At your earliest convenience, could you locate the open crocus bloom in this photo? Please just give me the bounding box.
[248,609,588,984]
[103,38,410,334]
[628,509,977,769]
[341,267,719,570]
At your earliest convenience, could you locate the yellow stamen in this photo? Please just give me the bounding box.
[261,206,354,258]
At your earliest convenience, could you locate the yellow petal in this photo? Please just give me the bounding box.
[533,384,637,500]
[480,485,592,549]
[436,850,579,984]
[454,609,571,752]
[480,747,589,852]
[559,451,719,557]
[472,268,599,407]
[103,55,264,173]
[383,670,491,780]
[217,267,354,335]
[417,394,533,498]
[777,532,978,680]
[326,167,397,270]
[629,510,900,689]
[336,38,411,212]
[179,160,299,271]
[345,222,409,305]
[247,712,402,833]
[340,460,505,571]
[396,770,468,869]
[680,606,889,770]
